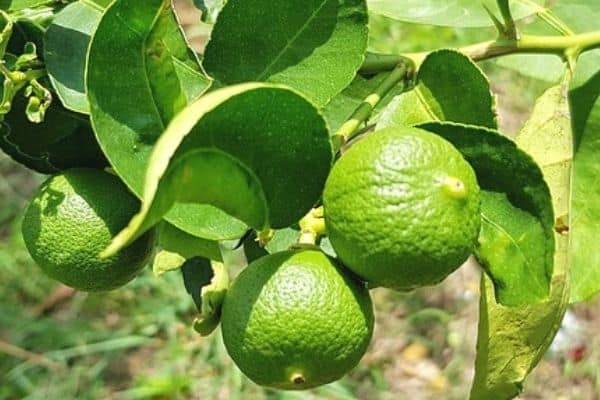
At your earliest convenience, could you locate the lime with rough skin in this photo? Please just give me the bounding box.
[22,168,156,292]
[323,127,481,291]
[221,249,373,390]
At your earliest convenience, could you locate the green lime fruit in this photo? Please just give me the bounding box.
[221,249,374,390]
[22,168,155,291]
[323,127,481,291]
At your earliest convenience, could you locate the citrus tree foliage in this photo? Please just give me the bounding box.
[2,0,600,398]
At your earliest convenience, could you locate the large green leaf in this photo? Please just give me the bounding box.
[497,0,600,83]
[202,0,369,108]
[44,0,105,114]
[102,83,332,258]
[0,90,107,173]
[86,0,238,241]
[367,0,543,28]
[471,80,573,399]
[569,66,600,303]
[378,50,497,130]
[419,122,554,306]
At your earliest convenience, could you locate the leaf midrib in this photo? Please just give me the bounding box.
[255,0,330,81]
[480,211,548,294]
[414,86,439,121]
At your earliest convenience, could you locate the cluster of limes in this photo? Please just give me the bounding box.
[21,126,481,390]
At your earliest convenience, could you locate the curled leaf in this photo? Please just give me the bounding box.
[102,83,332,258]
[181,258,229,336]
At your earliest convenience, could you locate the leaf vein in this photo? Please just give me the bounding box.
[255,0,330,81]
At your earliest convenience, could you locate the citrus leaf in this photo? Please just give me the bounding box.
[102,84,332,258]
[470,259,569,400]
[517,83,572,228]
[241,233,269,264]
[241,228,302,263]
[158,222,222,263]
[569,65,600,303]
[378,50,497,130]
[181,258,229,336]
[202,0,369,108]
[153,250,186,277]
[367,0,543,28]
[44,0,105,114]
[152,222,222,276]
[86,0,234,241]
[419,121,554,306]
[470,80,573,398]
[265,228,301,254]
[477,191,548,304]
[0,91,107,173]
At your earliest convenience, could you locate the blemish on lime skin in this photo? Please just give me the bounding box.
[442,176,468,200]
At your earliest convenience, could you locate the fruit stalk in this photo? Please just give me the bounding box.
[298,207,326,245]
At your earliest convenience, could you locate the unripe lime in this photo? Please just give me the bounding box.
[22,168,155,291]
[221,249,373,390]
[323,127,480,290]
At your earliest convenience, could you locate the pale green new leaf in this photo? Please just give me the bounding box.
[203,0,369,107]
[470,80,573,399]
[367,0,543,28]
[518,83,572,221]
[470,258,569,399]
[378,50,497,130]
[569,66,600,303]
[102,84,332,258]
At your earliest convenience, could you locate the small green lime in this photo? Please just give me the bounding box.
[323,127,481,290]
[221,249,373,390]
[22,168,155,291]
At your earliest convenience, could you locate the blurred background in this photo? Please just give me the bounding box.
[1,1,599,399]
